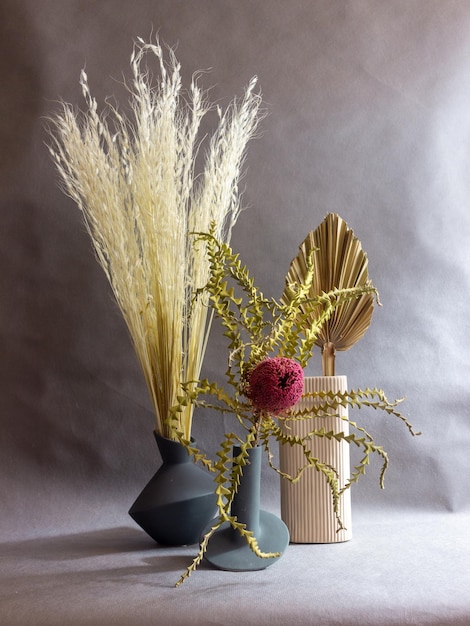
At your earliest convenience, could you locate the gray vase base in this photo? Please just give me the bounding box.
[203,510,290,571]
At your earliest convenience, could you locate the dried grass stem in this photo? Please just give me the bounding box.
[48,39,263,438]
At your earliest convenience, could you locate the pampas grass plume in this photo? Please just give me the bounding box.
[48,39,263,439]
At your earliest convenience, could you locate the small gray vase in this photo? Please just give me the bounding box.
[203,444,290,571]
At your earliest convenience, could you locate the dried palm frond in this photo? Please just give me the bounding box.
[47,39,263,439]
[284,213,375,375]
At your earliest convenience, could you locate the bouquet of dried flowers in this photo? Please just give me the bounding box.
[169,224,420,584]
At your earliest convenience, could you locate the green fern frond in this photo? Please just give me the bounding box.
[171,227,419,585]
[175,518,223,587]
[297,387,419,437]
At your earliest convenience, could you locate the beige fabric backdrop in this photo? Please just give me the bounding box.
[1,1,469,624]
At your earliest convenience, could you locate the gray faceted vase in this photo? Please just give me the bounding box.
[129,433,217,546]
[203,444,290,571]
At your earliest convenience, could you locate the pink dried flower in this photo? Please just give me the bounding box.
[244,357,304,414]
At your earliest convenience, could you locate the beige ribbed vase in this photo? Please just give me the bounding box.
[280,375,352,543]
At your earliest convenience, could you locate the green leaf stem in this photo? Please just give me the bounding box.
[170,226,420,585]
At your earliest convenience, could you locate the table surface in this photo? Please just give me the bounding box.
[1,509,469,626]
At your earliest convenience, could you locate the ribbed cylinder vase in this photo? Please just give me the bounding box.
[279,375,352,543]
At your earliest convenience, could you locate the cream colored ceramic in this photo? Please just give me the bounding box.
[280,376,352,543]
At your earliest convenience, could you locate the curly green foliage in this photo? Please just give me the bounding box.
[192,226,378,381]
[286,387,420,493]
[169,226,420,585]
[174,429,281,587]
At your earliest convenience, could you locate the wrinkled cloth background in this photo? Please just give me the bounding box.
[1,1,469,624]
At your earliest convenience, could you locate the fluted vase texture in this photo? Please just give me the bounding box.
[280,376,352,543]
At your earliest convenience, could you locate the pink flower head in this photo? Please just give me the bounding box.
[244,357,304,414]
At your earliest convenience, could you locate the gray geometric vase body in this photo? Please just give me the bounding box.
[203,445,289,571]
[129,433,217,546]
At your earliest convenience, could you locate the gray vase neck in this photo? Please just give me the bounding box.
[231,445,261,537]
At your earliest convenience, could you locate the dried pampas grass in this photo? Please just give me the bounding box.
[47,39,263,439]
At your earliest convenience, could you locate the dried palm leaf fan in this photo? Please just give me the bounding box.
[285,213,375,375]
